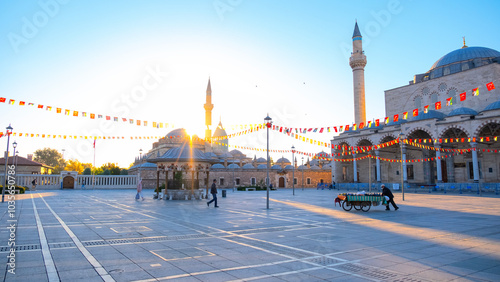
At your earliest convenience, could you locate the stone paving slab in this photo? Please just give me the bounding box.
[0,188,499,281]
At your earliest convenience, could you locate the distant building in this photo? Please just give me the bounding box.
[129,78,330,189]
[0,155,53,175]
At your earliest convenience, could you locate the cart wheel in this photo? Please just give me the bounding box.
[342,201,352,211]
[353,203,362,211]
[360,202,371,212]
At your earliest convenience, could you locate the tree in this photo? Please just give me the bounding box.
[64,159,92,174]
[99,162,121,175]
[33,148,66,174]
[83,168,92,175]
[120,169,128,175]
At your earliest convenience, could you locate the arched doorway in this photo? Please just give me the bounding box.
[278,177,285,188]
[63,176,75,189]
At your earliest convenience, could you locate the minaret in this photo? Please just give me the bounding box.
[349,21,367,125]
[204,78,214,141]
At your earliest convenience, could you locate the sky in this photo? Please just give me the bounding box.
[1,0,500,168]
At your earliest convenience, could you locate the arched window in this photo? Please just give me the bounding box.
[430,92,438,104]
[414,96,422,109]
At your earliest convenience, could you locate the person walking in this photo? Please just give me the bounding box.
[381,184,399,211]
[31,179,37,191]
[136,179,144,201]
[207,179,219,207]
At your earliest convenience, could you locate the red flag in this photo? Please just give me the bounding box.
[435,101,441,110]
[0,97,6,103]
[90,113,95,119]
[57,108,62,113]
[106,116,111,120]
[413,108,418,117]
[375,119,380,127]
[487,82,495,91]
[73,111,78,116]
[19,101,25,106]
[393,114,399,122]
[38,104,43,109]
[460,92,466,101]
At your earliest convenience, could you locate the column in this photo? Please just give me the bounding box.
[375,149,381,183]
[331,148,336,184]
[471,142,480,183]
[435,144,442,183]
[446,154,455,183]
[402,144,407,183]
[353,153,358,183]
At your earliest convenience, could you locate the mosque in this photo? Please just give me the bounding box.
[332,22,500,187]
[129,79,331,190]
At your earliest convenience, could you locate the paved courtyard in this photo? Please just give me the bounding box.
[1,188,500,281]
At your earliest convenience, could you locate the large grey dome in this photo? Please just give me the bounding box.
[430,46,500,71]
[483,100,500,112]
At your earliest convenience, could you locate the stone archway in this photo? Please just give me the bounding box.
[63,176,75,189]
[278,177,285,188]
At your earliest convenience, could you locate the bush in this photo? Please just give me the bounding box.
[0,185,26,194]
[155,183,165,193]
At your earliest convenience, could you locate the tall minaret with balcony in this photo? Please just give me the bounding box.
[204,78,214,141]
[349,21,367,125]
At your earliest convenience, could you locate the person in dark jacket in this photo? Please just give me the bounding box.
[381,184,399,211]
[207,179,219,207]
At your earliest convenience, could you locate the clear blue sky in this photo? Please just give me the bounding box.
[1,0,499,168]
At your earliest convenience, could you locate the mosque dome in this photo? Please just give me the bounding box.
[483,100,500,112]
[256,157,267,163]
[448,107,478,117]
[411,110,446,122]
[284,165,294,170]
[256,164,267,169]
[242,163,255,169]
[430,46,500,71]
[227,163,240,169]
[211,164,225,169]
[310,165,321,170]
[271,164,282,170]
[297,165,308,170]
[229,149,244,157]
[275,157,290,164]
[149,145,213,163]
[166,128,188,139]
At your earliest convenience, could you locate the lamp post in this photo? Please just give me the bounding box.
[301,157,304,191]
[62,149,65,160]
[265,114,272,209]
[2,124,13,203]
[398,132,405,201]
[15,151,19,176]
[291,145,295,196]
[138,148,143,180]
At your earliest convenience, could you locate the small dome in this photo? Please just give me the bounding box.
[483,100,500,112]
[220,152,233,159]
[257,164,268,169]
[430,46,500,71]
[227,163,240,169]
[284,165,294,170]
[310,159,319,166]
[242,163,255,169]
[256,157,267,163]
[204,152,218,159]
[310,165,321,170]
[322,163,332,169]
[411,110,446,122]
[297,165,308,170]
[211,164,225,169]
[271,164,282,170]
[275,157,290,164]
[448,107,478,116]
[229,149,244,157]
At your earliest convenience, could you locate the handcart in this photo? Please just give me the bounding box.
[335,193,387,212]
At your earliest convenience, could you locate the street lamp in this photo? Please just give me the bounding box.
[291,145,295,196]
[138,149,143,179]
[301,157,304,191]
[62,149,65,160]
[398,132,405,201]
[15,151,19,176]
[2,124,13,203]
[265,114,272,209]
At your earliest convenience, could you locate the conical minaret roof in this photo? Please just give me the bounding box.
[353,21,361,38]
